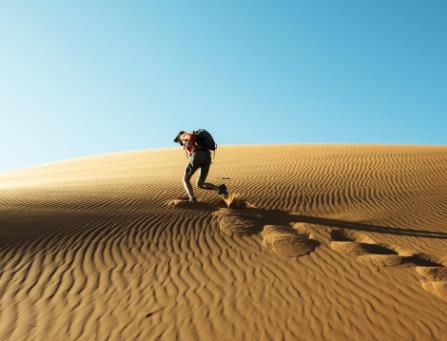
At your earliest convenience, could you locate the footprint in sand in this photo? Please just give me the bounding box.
[329,228,447,301]
[172,196,447,301]
[261,225,320,258]
[169,195,259,235]
[213,195,260,236]
[213,203,320,258]
[214,208,262,236]
[214,199,320,258]
[413,255,447,301]
[167,199,197,208]
[222,193,253,209]
[329,229,403,266]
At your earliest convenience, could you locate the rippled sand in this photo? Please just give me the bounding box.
[1,145,447,340]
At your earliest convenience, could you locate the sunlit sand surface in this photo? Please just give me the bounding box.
[1,145,447,340]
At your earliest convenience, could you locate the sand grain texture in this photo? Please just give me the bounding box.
[1,145,447,340]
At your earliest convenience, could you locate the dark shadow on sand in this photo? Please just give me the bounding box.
[214,206,447,240]
[294,214,447,240]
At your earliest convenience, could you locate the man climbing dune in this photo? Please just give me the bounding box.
[174,129,228,202]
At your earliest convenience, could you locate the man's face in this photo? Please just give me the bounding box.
[179,133,189,145]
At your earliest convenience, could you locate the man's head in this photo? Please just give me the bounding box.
[174,131,186,145]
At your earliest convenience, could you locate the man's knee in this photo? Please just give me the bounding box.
[183,173,192,183]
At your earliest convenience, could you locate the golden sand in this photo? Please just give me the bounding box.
[1,145,447,340]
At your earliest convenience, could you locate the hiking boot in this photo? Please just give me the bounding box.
[218,184,228,198]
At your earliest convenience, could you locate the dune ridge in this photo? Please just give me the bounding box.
[1,144,447,340]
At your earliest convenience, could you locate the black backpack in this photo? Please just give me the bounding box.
[194,129,217,151]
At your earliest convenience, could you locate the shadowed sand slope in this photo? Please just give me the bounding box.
[1,145,447,340]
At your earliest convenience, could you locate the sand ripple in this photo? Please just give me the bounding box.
[1,145,447,340]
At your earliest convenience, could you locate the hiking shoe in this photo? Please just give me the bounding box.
[218,184,228,197]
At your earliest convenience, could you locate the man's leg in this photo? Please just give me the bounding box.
[183,171,195,200]
[196,158,219,191]
[197,178,219,191]
[183,160,199,201]
[198,174,228,198]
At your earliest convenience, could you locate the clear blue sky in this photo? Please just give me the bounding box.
[1,1,446,172]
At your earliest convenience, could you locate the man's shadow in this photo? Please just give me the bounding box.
[185,199,447,239]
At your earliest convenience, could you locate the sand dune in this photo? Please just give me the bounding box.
[1,144,447,340]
